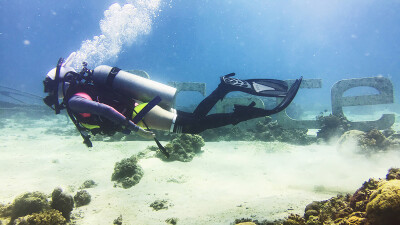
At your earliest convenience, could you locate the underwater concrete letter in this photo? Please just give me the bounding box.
[331,77,395,131]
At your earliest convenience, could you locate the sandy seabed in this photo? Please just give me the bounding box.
[1,115,400,225]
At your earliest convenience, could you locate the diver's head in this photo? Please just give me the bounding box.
[43,53,76,113]
[44,66,75,98]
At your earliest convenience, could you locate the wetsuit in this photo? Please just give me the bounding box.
[67,92,232,135]
[68,93,140,133]
[173,84,270,134]
[67,85,280,135]
[65,72,302,135]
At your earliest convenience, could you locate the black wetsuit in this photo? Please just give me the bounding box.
[172,85,250,134]
[67,83,268,135]
[67,91,232,135]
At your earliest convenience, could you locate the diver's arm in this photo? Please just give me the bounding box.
[68,95,140,132]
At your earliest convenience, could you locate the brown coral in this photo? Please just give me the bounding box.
[338,129,393,154]
[155,134,205,162]
[349,179,379,212]
[262,168,400,225]
[50,188,74,220]
[386,168,400,181]
[359,129,390,152]
[334,212,366,225]
[283,214,306,225]
[236,222,257,225]
[11,192,50,220]
[317,114,350,142]
[25,209,66,225]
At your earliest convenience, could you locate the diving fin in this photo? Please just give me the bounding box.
[271,76,303,114]
[220,73,290,98]
[231,77,302,124]
[193,74,301,118]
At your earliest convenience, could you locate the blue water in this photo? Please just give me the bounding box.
[1,1,400,223]
[1,0,400,106]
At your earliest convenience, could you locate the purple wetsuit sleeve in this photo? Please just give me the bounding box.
[68,95,139,132]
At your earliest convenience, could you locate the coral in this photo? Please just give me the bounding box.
[165,217,179,225]
[232,218,284,225]
[386,168,400,180]
[79,180,97,189]
[232,168,400,225]
[338,129,392,155]
[283,214,306,225]
[155,134,205,162]
[233,218,256,224]
[304,216,321,225]
[303,194,354,224]
[200,126,239,141]
[150,200,170,211]
[365,180,400,225]
[11,192,50,220]
[337,130,365,154]
[199,117,314,145]
[346,212,366,225]
[12,217,29,225]
[358,129,390,152]
[1,189,74,224]
[0,202,12,218]
[349,179,379,212]
[50,188,74,221]
[334,212,366,225]
[113,215,122,225]
[306,194,353,224]
[73,190,91,207]
[320,194,353,222]
[111,155,144,188]
[317,114,350,142]
[167,134,204,153]
[14,209,67,225]
[304,201,320,220]
[254,119,311,145]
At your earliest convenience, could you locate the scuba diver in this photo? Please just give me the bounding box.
[43,53,302,154]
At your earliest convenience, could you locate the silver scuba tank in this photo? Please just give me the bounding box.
[92,65,177,110]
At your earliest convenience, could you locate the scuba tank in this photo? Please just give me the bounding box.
[92,65,177,110]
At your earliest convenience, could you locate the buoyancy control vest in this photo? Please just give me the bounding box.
[64,83,136,137]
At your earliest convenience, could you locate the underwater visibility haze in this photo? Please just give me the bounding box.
[1,0,400,224]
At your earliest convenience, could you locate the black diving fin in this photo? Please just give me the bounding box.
[232,77,302,124]
[193,73,301,118]
[266,76,302,115]
[220,73,290,98]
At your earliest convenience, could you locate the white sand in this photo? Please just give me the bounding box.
[1,114,400,225]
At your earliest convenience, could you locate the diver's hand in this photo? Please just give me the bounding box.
[137,127,155,139]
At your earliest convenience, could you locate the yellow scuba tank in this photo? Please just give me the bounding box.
[92,65,177,110]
